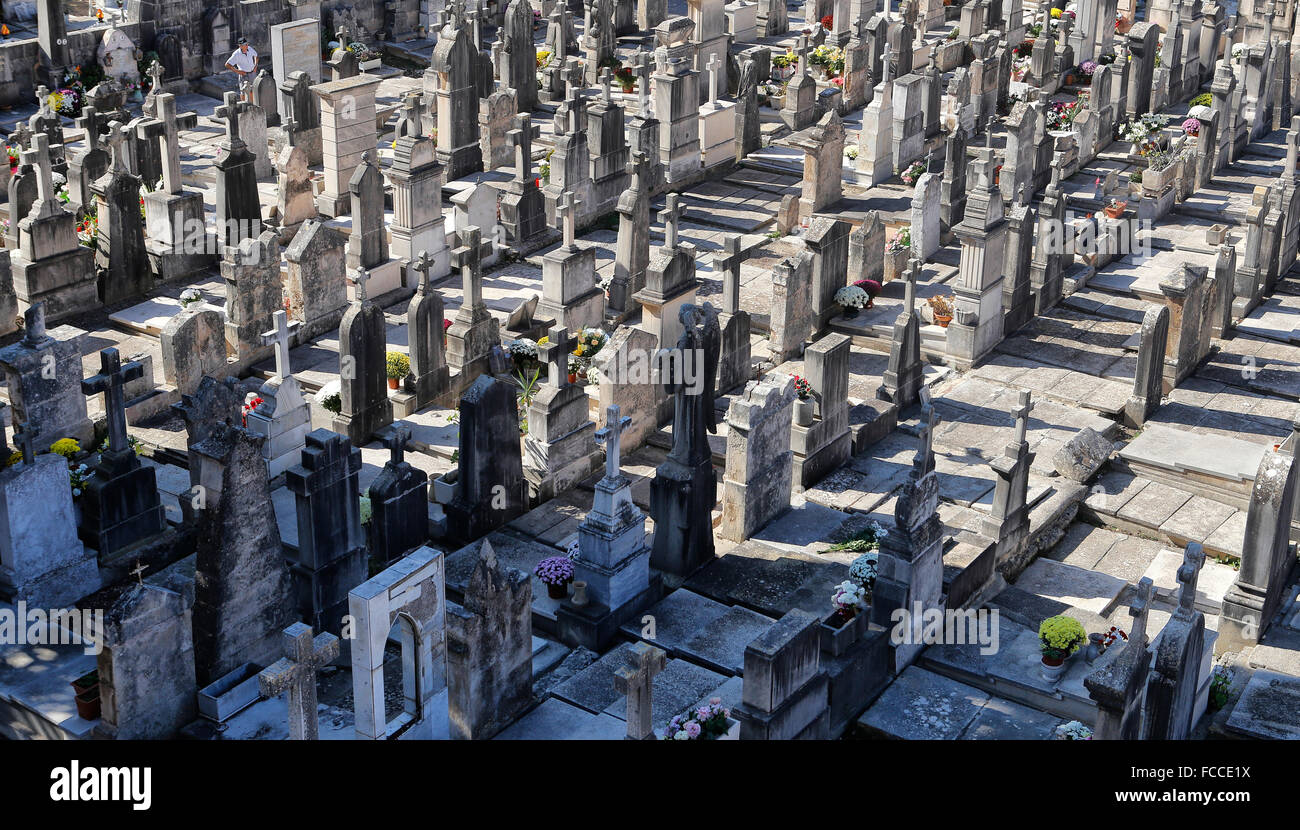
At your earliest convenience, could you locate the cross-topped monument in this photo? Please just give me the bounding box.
[660,193,685,250]
[257,622,341,741]
[261,309,301,382]
[383,425,412,468]
[509,113,540,184]
[1127,576,1156,648]
[716,234,748,315]
[595,403,632,482]
[413,249,436,293]
[914,386,938,476]
[539,326,572,388]
[706,53,723,105]
[214,90,251,147]
[904,257,920,316]
[74,106,104,155]
[612,641,667,740]
[137,92,198,195]
[451,226,484,308]
[599,66,614,104]
[81,348,145,457]
[104,121,131,174]
[351,267,372,305]
[1011,389,1034,447]
[558,190,581,250]
[20,132,60,220]
[1175,542,1206,619]
[634,48,653,117]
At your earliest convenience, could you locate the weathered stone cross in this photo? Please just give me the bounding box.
[1128,576,1156,648]
[22,303,50,348]
[599,66,614,104]
[905,257,920,315]
[596,403,632,481]
[13,422,35,466]
[351,267,372,305]
[137,92,198,195]
[716,235,747,316]
[104,121,131,174]
[261,309,301,381]
[634,49,653,117]
[509,113,540,183]
[451,226,483,308]
[384,425,412,467]
[706,53,722,105]
[626,149,650,193]
[1175,542,1206,619]
[660,193,685,250]
[1011,389,1033,446]
[539,326,572,388]
[214,90,250,146]
[20,133,60,220]
[915,386,938,475]
[413,249,435,293]
[75,106,104,155]
[558,190,581,250]
[612,641,667,740]
[257,622,340,741]
[81,348,145,456]
[796,34,810,76]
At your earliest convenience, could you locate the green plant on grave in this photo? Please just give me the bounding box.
[1131,170,1143,184]
[1038,615,1087,661]
[385,351,411,380]
[1208,665,1234,710]
[320,392,342,414]
[1191,92,1213,108]
[99,434,142,455]
[766,229,783,239]
[359,491,372,525]
[513,366,541,435]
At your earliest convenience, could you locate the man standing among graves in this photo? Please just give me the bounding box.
[225,37,259,102]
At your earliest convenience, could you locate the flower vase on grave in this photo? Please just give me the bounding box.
[1040,654,1067,681]
[843,304,859,318]
[794,397,815,426]
[547,581,570,599]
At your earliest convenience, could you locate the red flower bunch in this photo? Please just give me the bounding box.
[820,14,833,29]
[791,375,813,400]
[241,396,264,426]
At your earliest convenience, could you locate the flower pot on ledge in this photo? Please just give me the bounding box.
[546,580,571,600]
[793,398,815,427]
[1040,653,1067,682]
[820,608,867,657]
[884,247,909,282]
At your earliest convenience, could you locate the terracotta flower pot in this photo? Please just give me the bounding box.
[1104,202,1126,218]
[934,313,953,328]
[74,689,101,721]
[388,377,400,390]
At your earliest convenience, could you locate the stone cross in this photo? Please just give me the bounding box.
[138,93,198,195]
[75,106,104,155]
[351,267,372,305]
[634,49,653,117]
[716,235,747,315]
[81,348,145,456]
[104,121,130,174]
[558,190,581,250]
[413,249,435,293]
[881,42,893,87]
[985,115,996,149]
[261,309,300,381]
[612,641,666,740]
[627,149,650,193]
[384,426,411,467]
[214,90,249,146]
[905,257,920,314]
[796,35,810,76]
[660,193,685,250]
[34,85,50,116]
[20,133,57,215]
[146,60,163,95]
[257,622,340,741]
[539,326,572,388]
[10,122,33,153]
[596,403,632,481]
[13,422,35,466]
[336,24,353,48]
[706,53,722,105]
[452,226,483,308]
[915,386,937,475]
[1127,576,1156,648]
[599,66,613,104]
[509,113,540,184]
[1175,542,1206,618]
[1012,390,1033,446]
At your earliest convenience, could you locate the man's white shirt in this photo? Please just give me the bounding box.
[227,47,258,73]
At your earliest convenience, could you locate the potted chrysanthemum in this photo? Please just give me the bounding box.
[834,284,869,318]
[535,555,575,599]
[661,697,737,740]
[1038,615,1086,681]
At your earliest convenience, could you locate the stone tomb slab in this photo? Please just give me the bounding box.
[1119,424,1267,484]
[618,589,732,653]
[1012,559,1129,616]
[676,605,779,676]
[857,666,989,740]
[1224,670,1300,740]
[493,697,626,740]
[959,695,1066,740]
[684,539,848,620]
[600,657,731,730]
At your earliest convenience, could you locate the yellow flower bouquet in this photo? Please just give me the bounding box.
[1038,615,1086,663]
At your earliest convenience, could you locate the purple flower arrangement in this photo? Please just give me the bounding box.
[1079,60,1098,76]
[534,556,575,586]
[1182,117,1201,136]
[661,698,733,740]
[853,278,883,300]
